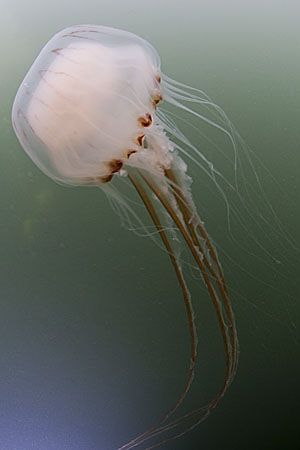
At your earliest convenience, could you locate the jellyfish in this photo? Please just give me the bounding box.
[11,25,239,449]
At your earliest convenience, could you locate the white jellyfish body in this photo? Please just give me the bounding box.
[12,25,163,184]
[12,25,238,450]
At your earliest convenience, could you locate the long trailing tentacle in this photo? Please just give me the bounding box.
[142,171,234,382]
[164,168,239,380]
[120,169,238,449]
[118,165,238,449]
[118,173,197,450]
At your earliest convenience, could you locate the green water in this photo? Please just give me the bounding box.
[0,1,299,449]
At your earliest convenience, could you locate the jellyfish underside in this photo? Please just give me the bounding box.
[12,25,238,449]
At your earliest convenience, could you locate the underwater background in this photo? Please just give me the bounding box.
[0,1,299,449]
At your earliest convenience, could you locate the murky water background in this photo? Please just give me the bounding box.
[0,1,299,449]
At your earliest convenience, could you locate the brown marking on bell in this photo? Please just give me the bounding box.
[109,159,123,173]
[135,134,145,146]
[51,48,62,55]
[99,174,113,183]
[151,93,163,107]
[68,29,101,35]
[156,74,161,83]
[138,113,152,127]
[22,129,29,141]
[94,159,123,184]
[126,149,137,158]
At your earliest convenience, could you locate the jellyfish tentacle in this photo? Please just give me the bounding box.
[129,174,197,366]
[117,171,235,449]
[117,173,197,450]
[164,168,239,379]
[141,172,233,377]
[120,126,237,448]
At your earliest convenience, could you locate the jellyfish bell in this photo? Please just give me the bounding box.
[12,25,163,185]
[12,25,239,449]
